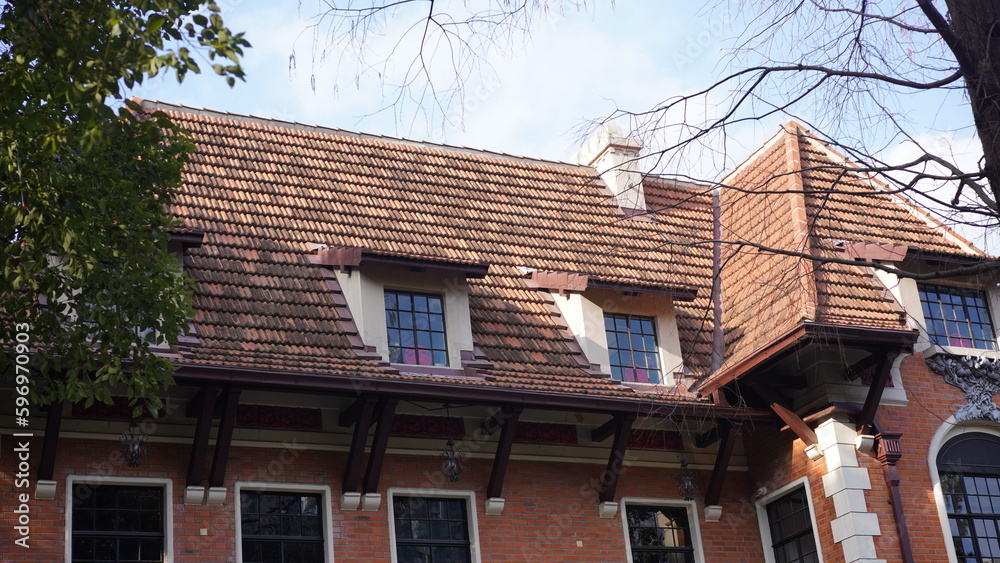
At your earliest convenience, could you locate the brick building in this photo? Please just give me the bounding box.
[3,100,999,563]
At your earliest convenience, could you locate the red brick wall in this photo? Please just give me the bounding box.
[1,434,770,562]
[1,352,967,563]
[880,352,973,562]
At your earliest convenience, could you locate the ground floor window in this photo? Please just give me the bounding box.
[71,484,164,563]
[624,504,695,563]
[392,495,472,563]
[764,487,819,563]
[939,432,1000,563]
[239,490,324,563]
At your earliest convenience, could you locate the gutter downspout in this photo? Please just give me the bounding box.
[876,430,916,563]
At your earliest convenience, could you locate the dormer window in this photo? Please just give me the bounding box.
[604,313,661,384]
[385,290,448,366]
[918,283,996,350]
[310,246,492,376]
[524,270,696,384]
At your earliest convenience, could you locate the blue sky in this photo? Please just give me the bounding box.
[131,2,812,161]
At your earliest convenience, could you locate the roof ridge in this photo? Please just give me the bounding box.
[137,98,593,171]
[783,124,819,323]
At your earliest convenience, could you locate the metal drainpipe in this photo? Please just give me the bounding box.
[876,431,916,563]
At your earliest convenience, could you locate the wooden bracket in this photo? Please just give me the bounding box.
[208,388,242,488]
[38,402,65,481]
[342,396,376,494]
[362,398,399,494]
[750,383,818,447]
[857,352,898,436]
[591,415,621,443]
[186,387,220,486]
[695,425,720,449]
[703,421,737,506]
[486,405,523,499]
[598,414,635,503]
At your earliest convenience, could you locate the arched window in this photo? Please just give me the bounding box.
[938,432,1000,563]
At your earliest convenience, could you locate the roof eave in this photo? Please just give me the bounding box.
[172,363,772,421]
[696,322,917,397]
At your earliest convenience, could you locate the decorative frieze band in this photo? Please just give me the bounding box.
[924,354,1000,423]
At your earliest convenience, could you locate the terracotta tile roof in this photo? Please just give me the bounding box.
[150,101,711,404]
[716,123,974,375]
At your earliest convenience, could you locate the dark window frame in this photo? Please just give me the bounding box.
[939,432,1000,563]
[71,483,165,563]
[239,489,325,563]
[604,312,662,384]
[624,503,696,563]
[918,283,996,350]
[763,487,819,563]
[391,494,473,563]
[384,289,449,367]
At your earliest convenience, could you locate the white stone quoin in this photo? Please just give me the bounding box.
[816,417,884,563]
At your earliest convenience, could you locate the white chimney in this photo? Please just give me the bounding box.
[573,123,646,215]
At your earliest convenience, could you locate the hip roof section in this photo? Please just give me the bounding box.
[715,123,977,377]
[149,101,715,404]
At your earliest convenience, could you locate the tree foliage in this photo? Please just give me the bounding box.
[0,0,249,412]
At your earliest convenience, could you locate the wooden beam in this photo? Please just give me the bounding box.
[843,352,881,381]
[209,388,242,487]
[703,421,737,506]
[338,396,367,428]
[598,414,635,503]
[857,352,898,436]
[186,387,219,486]
[185,387,224,419]
[591,416,621,443]
[695,425,720,449]
[38,402,65,481]
[751,384,818,446]
[362,398,399,494]
[479,406,518,437]
[342,396,376,494]
[487,405,523,499]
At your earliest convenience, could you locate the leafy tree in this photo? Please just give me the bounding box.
[0,0,249,412]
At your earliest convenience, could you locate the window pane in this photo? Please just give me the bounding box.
[766,488,818,563]
[919,283,996,350]
[605,313,662,383]
[240,491,324,563]
[385,290,449,366]
[625,505,695,563]
[394,496,472,563]
[72,485,164,563]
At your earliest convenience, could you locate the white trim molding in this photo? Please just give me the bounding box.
[65,475,174,563]
[618,497,706,563]
[386,488,482,563]
[233,482,335,563]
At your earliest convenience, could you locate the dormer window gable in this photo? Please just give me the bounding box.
[836,240,1000,355]
[310,245,491,376]
[524,269,696,386]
